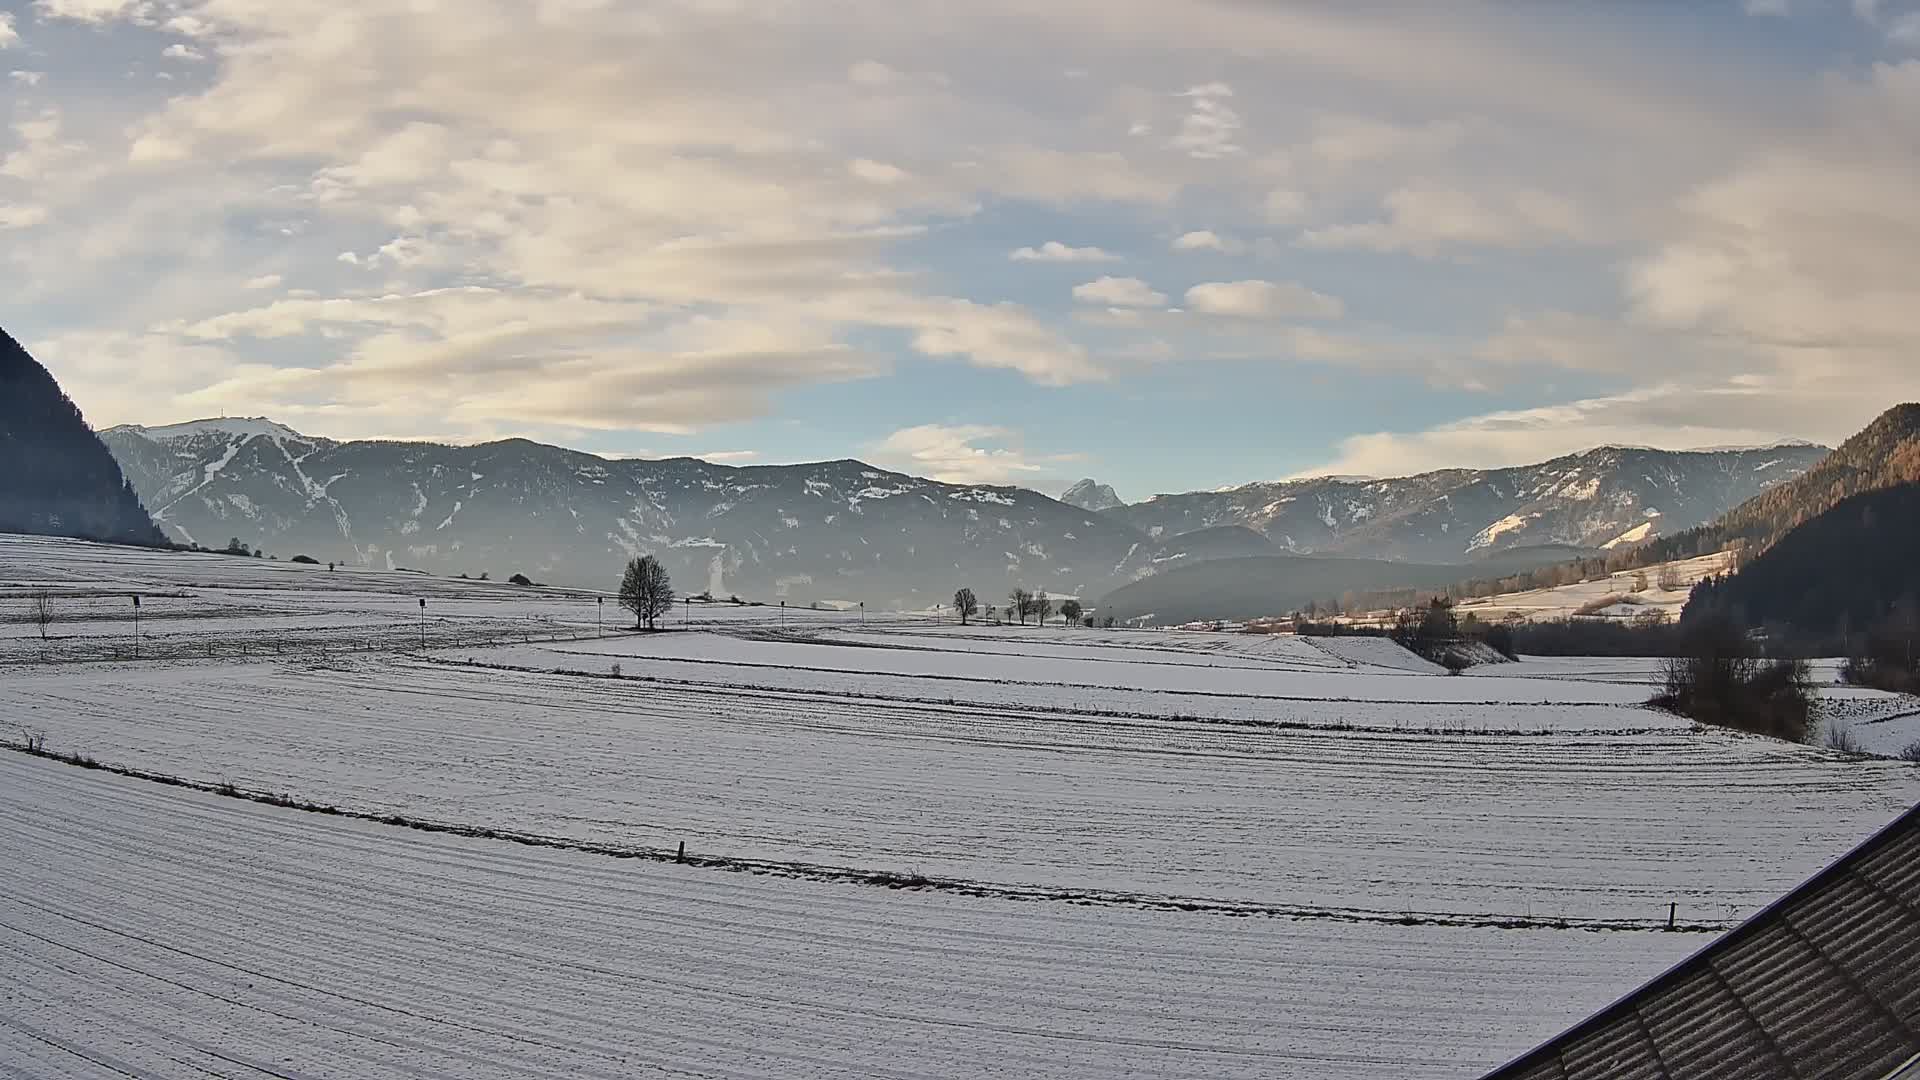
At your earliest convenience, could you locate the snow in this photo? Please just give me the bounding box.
[4,532,1919,1078]
[1601,521,1655,549]
[124,416,305,443]
[1455,551,1732,624]
[1467,511,1535,552]
[0,751,1701,1080]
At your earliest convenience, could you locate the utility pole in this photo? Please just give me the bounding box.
[418,597,426,650]
[597,595,603,637]
[131,594,140,659]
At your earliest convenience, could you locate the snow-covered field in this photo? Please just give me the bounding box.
[0,751,1700,1080]
[1454,551,1733,623]
[4,532,1920,1077]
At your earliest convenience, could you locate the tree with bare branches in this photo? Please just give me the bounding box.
[31,590,53,641]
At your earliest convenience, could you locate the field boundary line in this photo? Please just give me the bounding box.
[2,741,1727,934]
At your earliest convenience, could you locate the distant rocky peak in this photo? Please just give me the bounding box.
[1061,478,1122,512]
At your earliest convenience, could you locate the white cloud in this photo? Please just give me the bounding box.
[162,43,205,61]
[1263,189,1308,224]
[1010,241,1118,262]
[1072,275,1166,307]
[1184,279,1344,319]
[694,449,759,463]
[847,60,900,86]
[1171,230,1242,253]
[9,71,43,85]
[0,13,19,48]
[873,424,1044,485]
[1170,82,1242,159]
[0,203,49,229]
[32,0,149,24]
[242,274,282,290]
[1299,185,1588,258]
[1743,0,1791,14]
[849,158,909,184]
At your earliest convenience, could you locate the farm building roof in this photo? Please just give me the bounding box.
[1482,800,1920,1080]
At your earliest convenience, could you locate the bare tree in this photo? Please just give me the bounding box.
[620,555,675,630]
[1033,590,1053,626]
[1059,599,1083,627]
[953,588,979,625]
[1008,587,1032,626]
[31,590,53,641]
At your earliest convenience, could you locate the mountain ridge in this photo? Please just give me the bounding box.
[100,415,1833,607]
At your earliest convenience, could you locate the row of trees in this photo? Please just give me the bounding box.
[952,586,1088,626]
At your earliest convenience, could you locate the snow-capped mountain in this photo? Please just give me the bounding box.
[99,418,1831,607]
[100,419,1146,606]
[1059,478,1123,513]
[1104,444,1830,564]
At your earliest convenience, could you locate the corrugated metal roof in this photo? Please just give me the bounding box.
[1482,802,1920,1080]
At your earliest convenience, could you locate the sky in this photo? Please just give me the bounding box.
[3,0,1920,500]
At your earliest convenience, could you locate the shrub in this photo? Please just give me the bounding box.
[1651,616,1813,742]
[1899,740,1920,763]
[1440,650,1471,675]
[289,554,319,565]
[1823,723,1864,754]
[508,573,534,586]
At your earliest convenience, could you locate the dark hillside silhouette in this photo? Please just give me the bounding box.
[0,326,165,546]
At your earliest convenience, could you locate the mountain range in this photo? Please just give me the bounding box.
[99,415,1828,608]
[1101,442,1829,564]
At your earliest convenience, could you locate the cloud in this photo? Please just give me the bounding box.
[1853,0,1920,45]
[162,43,205,61]
[1263,189,1309,224]
[1072,276,1166,307]
[1295,389,1805,479]
[32,0,149,23]
[849,158,909,184]
[0,203,50,229]
[1743,0,1791,14]
[872,424,1045,485]
[694,449,759,463]
[1170,82,1242,159]
[0,13,19,48]
[1184,279,1344,319]
[1300,115,1472,170]
[1171,230,1242,253]
[242,274,282,290]
[1299,185,1588,258]
[9,71,43,85]
[1010,241,1118,262]
[847,60,900,86]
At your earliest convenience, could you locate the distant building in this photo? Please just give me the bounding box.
[1482,802,1920,1079]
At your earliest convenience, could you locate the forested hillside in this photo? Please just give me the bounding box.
[1684,483,1920,639]
[0,327,165,546]
[1639,404,1920,566]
